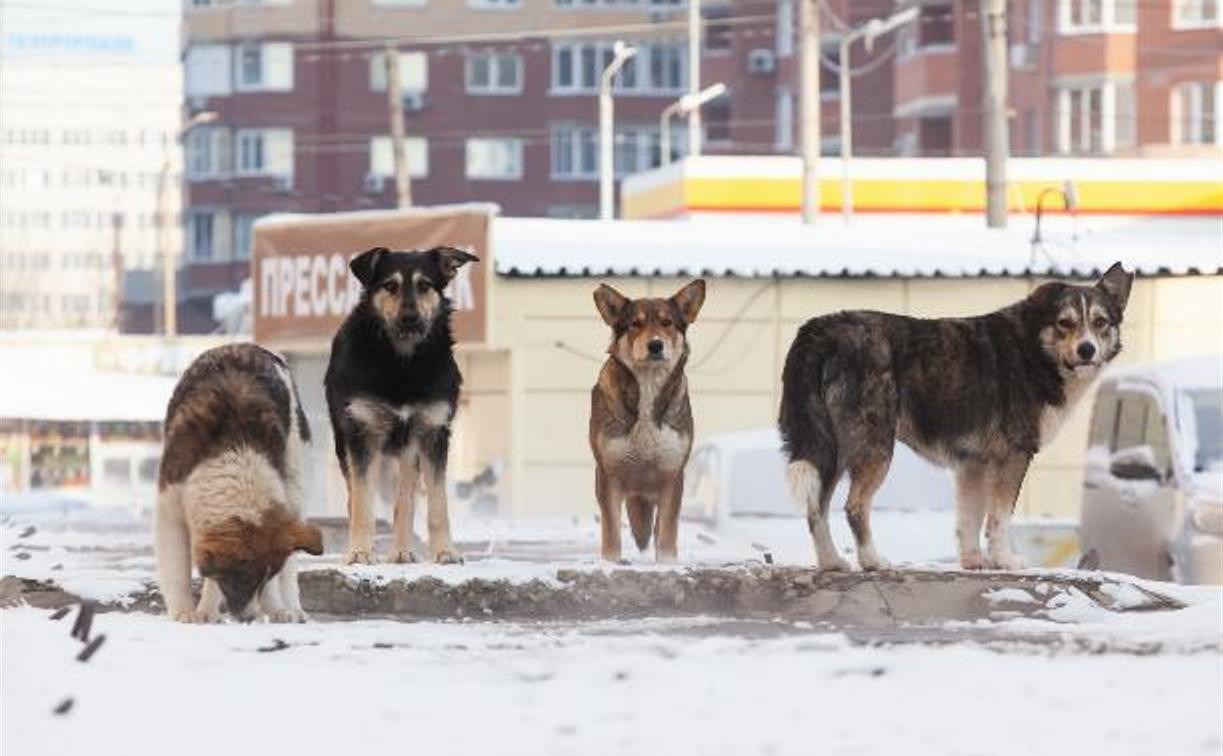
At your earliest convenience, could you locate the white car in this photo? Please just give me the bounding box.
[1079,355,1223,584]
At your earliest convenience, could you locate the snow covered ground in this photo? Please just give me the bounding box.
[2,509,1222,756]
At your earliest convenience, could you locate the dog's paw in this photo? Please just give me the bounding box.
[986,552,1025,571]
[387,549,418,564]
[817,555,854,572]
[857,548,892,571]
[431,548,463,565]
[171,609,217,624]
[343,548,375,565]
[267,609,309,624]
[959,551,987,570]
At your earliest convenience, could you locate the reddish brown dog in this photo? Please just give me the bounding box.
[589,280,705,563]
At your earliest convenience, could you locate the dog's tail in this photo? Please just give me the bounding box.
[778,330,839,515]
[626,496,654,551]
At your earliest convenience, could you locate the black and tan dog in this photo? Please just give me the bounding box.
[590,280,705,563]
[779,263,1133,571]
[156,344,323,623]
[325,245,478,565]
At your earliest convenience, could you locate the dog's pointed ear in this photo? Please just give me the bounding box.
[432,246,479,283]
[593,284,629,326]
[350,247,389,287]
[671,279,706,325]
[289,522,324,556]
[1096,262,1133,311]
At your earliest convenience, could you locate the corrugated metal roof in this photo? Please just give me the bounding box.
[493,215,1223,279]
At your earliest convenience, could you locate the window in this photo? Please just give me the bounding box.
[188,212,214,261]
[233,214,262,261]
[235,129,294,177]
[704,6,733,51]
[466,52,522,94]
[185,127,230,178]
[776,0,794,57]
[775,86,794,150]
[551,41,686,94]
[1171,81,1220,146]
[898,4,955,57]
[1058,0,1136,33]
[185,44,232,96]
[551,124,598,179]
[369,50,428,93]
[469,0,520,6]
[1173,0,1219,27]
[1056,80,1134,154]
[368,136,430,178]
[465,138,524,180]
[234,42,294,91]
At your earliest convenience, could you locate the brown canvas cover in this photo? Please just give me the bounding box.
[252,204,494,348]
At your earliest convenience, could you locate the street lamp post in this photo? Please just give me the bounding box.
[160,110,217,336]
[599,41,637,221]
[660,83,727,167]
[837,7,918,224]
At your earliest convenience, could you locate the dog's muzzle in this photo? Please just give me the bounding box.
[647,339,665,361]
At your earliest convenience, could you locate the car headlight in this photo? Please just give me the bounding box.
[1190,503,1223,537]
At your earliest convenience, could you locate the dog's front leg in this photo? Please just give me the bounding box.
[420,429,461,564]
[155,487,202,622]
[195,579,223,623]
[595,465,623,562]
[954,465,988,569]
[343,448,378,565]
[273,556,308,622]
[655,475,682,564]
[984,456,1030,571]
[389,451,420,564]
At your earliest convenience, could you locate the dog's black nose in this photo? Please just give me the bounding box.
[1076,342,1096,361]
[648,339,664,356]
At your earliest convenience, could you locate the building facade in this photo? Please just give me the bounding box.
[0,23,184,331]
[175,0,1221,332]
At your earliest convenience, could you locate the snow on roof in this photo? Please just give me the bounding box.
[492,215,1223,279]
[1105,354,1223,393]
[0,366,175,423]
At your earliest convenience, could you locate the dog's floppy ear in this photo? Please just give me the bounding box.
[289,522,324,556]
[1096,262,1133,312]
[671,279,706,325]
[593,284,629,327]
[350,247,389,287]
[432,246,479,283]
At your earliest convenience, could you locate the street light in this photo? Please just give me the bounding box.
[838,6,918,224]
[159,110,217,336]
[660,83,727,167]
[599,41,637,221]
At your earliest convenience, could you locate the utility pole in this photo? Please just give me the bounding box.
[799,0,820,224]
[687,0,702,158]
[599,42,637,221]
[385,46,412,208]
[980,0,1009,228]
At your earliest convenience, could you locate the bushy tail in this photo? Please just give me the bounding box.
[778,339,839,510]
[626,496,654,551]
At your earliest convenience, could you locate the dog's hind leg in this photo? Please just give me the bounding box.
[954,465,989,569]
[420,428,462,564]
[788,460,851,571]
[983,456,1031,571]
[389,450,420,564]
[845,454,892,571]
[595,466,624,562]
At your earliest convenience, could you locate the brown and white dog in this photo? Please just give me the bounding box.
[589,280,705,563]
[155,344,323,623]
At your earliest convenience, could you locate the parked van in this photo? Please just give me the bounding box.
[1079,355,1223,585]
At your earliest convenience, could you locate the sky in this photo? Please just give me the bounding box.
[0,0,180,64]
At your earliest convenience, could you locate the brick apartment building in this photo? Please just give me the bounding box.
[168,0,1220,333]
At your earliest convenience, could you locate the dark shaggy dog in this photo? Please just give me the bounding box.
[589,280,705,562]
[779,263,1133,571]
[324,245,478,565]
[156,343,323,623]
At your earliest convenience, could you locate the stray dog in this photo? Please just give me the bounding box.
[156,344,323,623]
[325,246,478,565]
[779,263,1133,571]
[590,280,705,562]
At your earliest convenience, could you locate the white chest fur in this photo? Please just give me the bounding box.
[602,378,689,471]
[1039,370,1097,447]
